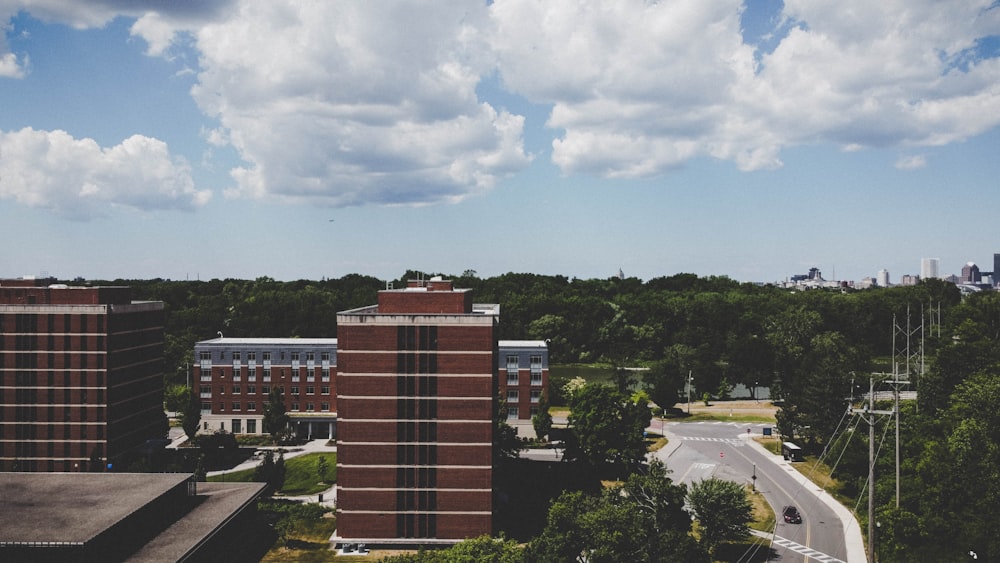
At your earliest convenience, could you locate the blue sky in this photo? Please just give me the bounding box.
[2,1,999,284]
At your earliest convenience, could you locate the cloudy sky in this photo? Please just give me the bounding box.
[2,0,999,284]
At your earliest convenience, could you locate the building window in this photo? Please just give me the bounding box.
[530,406,539,417]
[291,352,300,361]
[247,352,256,361]
[263,385,271,395]
[291,402,300,411]
[321,402,330,411]
[291,386,299,395]
[307,403,315,412]
[530,354,543,383]
[322,368,330,381]
[232,385,240,394]
[248,385,256,395]
[531,389,542,403]
[201,402,211,413]
[306,352,315,361]
[262,351,271,361]
[232,352,241,361]
[307,386,315,395]
[321,386,330,395]
[248,368,256,381]
[232,419,242,433]
[232,402,240,411]
[507,390,519,403]
[247,419,257,434]
[321,352,330,361]
[248,402,256,411]
[507,406,519,420]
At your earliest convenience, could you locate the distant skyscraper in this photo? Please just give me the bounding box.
[877,269,890,287]
[994,253,1000,284]
[921,258,940,280]
[961,262,981,284]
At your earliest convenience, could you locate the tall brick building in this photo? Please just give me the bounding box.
[335,277,499,544]
[0,278,165,472]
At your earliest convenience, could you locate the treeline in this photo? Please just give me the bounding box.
[86,271,1000,559]
[96,270,957,395]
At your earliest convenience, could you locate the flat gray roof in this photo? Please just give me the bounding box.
[197,337,336,346]
[0,473,266,561]
[124,481,266,562]
[0,472,189,545]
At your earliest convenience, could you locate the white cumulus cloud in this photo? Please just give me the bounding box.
[0,127,209,219]
[895,155,927,170]
[183,1,530,207]
[5,0,1000,209]
[490,0,1000,176]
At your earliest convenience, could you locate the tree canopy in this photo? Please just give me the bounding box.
[564,383,651,477]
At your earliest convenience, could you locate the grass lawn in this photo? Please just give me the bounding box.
[208,452,336,496]
[665,411,776,424]
[260,516,338,562]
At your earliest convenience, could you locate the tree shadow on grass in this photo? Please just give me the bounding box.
[712,540,777,562]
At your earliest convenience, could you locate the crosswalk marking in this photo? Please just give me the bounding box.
[772,535,845,563]
[680,436,746,446]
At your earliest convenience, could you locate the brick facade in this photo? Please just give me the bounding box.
[335,279,499,544]
[191,338,337,439]
[0,280,165,472]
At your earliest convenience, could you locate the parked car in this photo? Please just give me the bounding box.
[782,505,802,524]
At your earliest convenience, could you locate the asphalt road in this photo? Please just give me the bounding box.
[653,422,848,563]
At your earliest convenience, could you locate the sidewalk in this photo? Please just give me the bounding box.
[741,434,865,563]
[206,438,336,477]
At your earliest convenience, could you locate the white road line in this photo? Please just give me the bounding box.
[772,535,845,563]
[680,436,746,446]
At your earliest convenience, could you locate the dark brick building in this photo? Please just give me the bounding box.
[0,278,165,472]
[335,277,499,544]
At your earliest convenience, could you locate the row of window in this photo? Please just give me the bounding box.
[205,385,331,396]
[506,406,540,420]
[203,401,331,413]
[200,367,331,380]
[506,389,543,403]
[505,354,545,371]
[199,350,332,362]
[506,373,545,385]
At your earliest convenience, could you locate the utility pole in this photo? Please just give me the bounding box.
[686,370,693,414]
[857,373,895,563]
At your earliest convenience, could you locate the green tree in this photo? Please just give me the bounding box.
[254,450,286,493]
[565,383,651,476]
[494,396,523,462]
[262,387,291,440]
[380,534,522,562]
[164,383,190,413]
[686,478,752,553]
[526,460,707,562]
[317,455,329,483]
[180,387,201,441]
[644,359,684,413]
[532,392,553,441]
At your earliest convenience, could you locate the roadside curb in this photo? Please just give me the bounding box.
[744,436,866,563]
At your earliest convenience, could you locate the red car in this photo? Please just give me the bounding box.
[782,505,802,524]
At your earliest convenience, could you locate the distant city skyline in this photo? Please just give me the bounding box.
[2,3,1000,285]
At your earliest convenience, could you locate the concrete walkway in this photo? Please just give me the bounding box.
[206,438,336,477]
